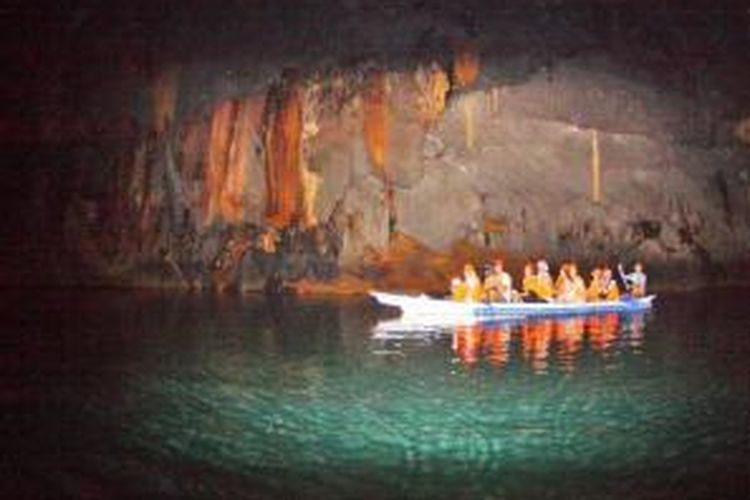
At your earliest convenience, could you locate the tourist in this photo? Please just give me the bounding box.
[618,261,647,297]
[518,259,553,302]
[450,276,467,302]
[556,262,586,303]
[598,267,620,301]
[483,259,513,302]
[586,267,603,302]
[533,259,554,302]
[520,262,540,302]
[569,263,587,302]
[554,262,573,302]
[463,264,483,303]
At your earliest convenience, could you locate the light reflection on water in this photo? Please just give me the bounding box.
[373,312,646,374]
[4,289,750,498]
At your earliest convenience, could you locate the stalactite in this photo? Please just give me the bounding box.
[178,113,210,221]
[452,39,480,89]
[462,94,476,151]
[135,135,157,236]
[591,129,601,204]
[152,66,179,134]
[164,140,188,229]
[414,62,449,127]
[362,71,397,238]
[264,72,304,228]
[452,41,480,151]
[300,81,323,228]
[488,86,501,115]
[221,97,257,223]
[203,100,237,226]
[362,71,389,181]
[301,164,322,227]
[128,140,147,220]
[735,117,750,145]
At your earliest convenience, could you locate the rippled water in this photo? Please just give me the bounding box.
[4,289,750,498]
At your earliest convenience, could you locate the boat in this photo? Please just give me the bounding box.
[370,291,655,323]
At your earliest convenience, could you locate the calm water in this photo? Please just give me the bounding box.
[3,288,750,498]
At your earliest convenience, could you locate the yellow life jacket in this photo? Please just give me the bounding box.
[452,282,467,302]
[535,275,554,301]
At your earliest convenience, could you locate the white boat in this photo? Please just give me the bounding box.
[370,291,655,323]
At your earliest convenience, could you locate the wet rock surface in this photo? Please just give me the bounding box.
[5,3,750,291]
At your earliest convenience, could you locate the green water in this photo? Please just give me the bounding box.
[4,289,750,498]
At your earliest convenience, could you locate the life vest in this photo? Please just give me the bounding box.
[451,282,467,302]
[535,274,554,301]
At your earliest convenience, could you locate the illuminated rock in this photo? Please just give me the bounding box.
[264,73,304,228]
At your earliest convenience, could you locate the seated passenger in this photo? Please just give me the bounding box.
[483,259,513,303]
[520,262,541,302]
[618,262,647,298]
[533,259,554,302]
[586,268,603,302]
[554,262,577,303]
[554,262,587,303]
[521,262,536,294]
[554,262,570,297]
[450,277,467,302]
[569,264,587,303]
[463,264,483,303]
[599,267,620,301]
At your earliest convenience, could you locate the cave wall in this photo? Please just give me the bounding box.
[11,2,750,291]
[52,49,750,292]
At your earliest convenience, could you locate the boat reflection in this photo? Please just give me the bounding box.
[452,324,512,367]
[373,312,649,374]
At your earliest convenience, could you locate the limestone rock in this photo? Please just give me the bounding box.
[396,159,482,250]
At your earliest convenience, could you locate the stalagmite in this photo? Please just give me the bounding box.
[591,129,601,204]
[264,73,304,228]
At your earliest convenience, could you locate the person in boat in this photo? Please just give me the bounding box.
[598,267,620,301]
[569,263,587,302]
[554,262,572,301]
[462,263,483,303]
[483,258,513,302]
[525,259,554,302]
[521,262,535,294]
[618,261,647,297]
[520,262,538,302]
[556,262,586,303]
[450,276,467,302]
[586,267,602,302]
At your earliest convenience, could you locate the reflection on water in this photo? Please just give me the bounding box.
[4,289,750,499]
[375,313,646,374]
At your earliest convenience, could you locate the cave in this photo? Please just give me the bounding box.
[4,2,750,497]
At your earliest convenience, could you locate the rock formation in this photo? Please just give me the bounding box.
[7,2,750,292]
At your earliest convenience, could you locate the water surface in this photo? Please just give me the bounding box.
[4,289,750,498]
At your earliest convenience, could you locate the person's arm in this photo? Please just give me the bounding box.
[617,263,630,283]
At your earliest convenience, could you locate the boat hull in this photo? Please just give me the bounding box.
[370,291,655,322]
